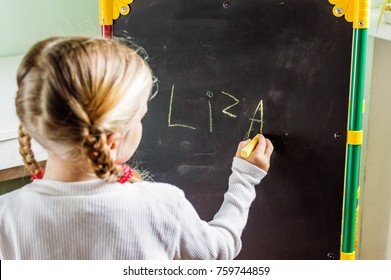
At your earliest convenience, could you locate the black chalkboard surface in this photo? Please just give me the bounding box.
[114,0,352,259]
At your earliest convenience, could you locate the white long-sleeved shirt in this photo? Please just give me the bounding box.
[0,157,266,260]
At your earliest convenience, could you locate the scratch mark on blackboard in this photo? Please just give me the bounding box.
[202,44,216,61]
[179,140,192,150]
[168,84,196,130]
[176,164,218,176]
[194,152,217,156]
[205,55,217,60]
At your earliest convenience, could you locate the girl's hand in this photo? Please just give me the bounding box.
[236,134,274,172]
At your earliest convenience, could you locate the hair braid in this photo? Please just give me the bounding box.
[18,124,41,176]
[83,128,123,182]
[15,37,154,183]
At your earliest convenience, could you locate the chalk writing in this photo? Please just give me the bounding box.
[245,100,264,139]
[206,91,214,133]
[168,84,264,138]
[168,84,196,130]
[221,90,239,118]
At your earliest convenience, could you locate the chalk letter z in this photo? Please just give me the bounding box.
[221,90,239,118]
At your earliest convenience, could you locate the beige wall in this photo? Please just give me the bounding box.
[0,0,99,57]
[0,0,100,173]
[360,38,391,259]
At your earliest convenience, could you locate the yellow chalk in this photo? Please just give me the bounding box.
[241,134,259,158]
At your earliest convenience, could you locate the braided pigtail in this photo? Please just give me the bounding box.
[18,124,42,177]
[16,37,154,183]
[83,128,124,182]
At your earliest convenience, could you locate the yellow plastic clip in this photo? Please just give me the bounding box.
[100,1,135,25]
[329,0,370,28]
[347,130,363,145]
[113,0,134,20]
[329,0,352,19]
[340,251,356,260]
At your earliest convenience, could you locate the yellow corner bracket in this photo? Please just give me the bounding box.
[113,0,134,20]
[100,0,134,25]
[329,0,370,28]
[347,130,363,145]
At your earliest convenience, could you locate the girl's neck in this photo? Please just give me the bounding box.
[43,152,98,182]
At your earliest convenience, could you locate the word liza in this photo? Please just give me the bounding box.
[168,84,264,139]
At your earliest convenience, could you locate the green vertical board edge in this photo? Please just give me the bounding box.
[341,28,368,254]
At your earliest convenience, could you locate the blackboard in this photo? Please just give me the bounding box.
[114,0,352,260]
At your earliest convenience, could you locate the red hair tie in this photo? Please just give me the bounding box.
[117,164,133,184]
[31,169,44,180]
[30,166,133,184]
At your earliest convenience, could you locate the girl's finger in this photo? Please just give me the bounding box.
[253,134,266,154]
[264,139,274,157]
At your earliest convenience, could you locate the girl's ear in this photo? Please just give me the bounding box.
[106,132,122,152]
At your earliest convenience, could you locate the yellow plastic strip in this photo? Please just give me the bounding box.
[99,0,113,25]
[355,187,361,251]
[362,99,365,114]
[347,130,363,145]
[353,0,370,29]
[340,251,356,260]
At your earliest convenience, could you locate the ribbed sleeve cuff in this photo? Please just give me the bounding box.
[232,157,268,183]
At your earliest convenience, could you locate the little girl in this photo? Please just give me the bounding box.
[0,36,273,260]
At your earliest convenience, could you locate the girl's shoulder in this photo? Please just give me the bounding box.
[0,184,31,213]
[0,184,29,199]
[131,181,185,199]
[125,181,187,221]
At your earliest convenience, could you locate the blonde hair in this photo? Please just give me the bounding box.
[16,36,155,182]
